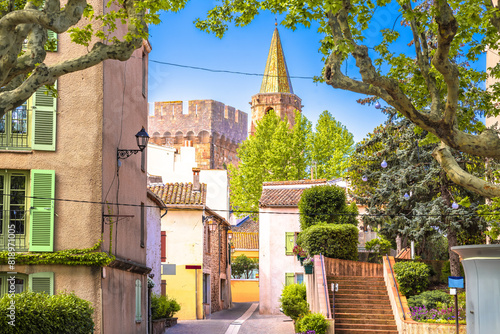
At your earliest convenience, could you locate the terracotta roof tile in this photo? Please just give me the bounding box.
[232,232,259,250]
[259,180,328,207]
[148,183,207,206]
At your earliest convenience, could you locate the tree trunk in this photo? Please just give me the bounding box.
[448,228,461,276]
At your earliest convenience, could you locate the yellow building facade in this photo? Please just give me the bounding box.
[231,232,260,302]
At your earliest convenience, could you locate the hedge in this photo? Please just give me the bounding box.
[393,261,431,297]
[298,224,358,261]
[0,291,94,334]
[296,312,329,334]
[151,294,180,320]
[298,185,357,229]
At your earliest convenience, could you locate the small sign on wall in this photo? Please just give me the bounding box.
[162,264,176,275]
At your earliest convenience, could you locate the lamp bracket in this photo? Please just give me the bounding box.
[117,149,142,160]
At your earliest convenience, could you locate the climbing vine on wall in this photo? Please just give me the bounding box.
[0,240,115,267]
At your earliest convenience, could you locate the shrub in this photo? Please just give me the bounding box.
[298,224,358,261]
[365,236,392,263]
[151,294,181,320]
[296,312,329,334]
[393,261,430,297]
[279,283,309,323]
[407,290,451,309]
[0,291,94,334]
[298,185,357,229]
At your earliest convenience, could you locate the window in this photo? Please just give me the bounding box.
[295,273,304,285]
[0,84,57,151]
[0,272,53,298]
[0,169,55,252]
[203,274,209,304]
[135,279,142,322]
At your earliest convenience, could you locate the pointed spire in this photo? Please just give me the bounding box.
[260,27,294,94]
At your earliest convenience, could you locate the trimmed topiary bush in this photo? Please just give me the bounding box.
[151,294,181,320]
[298,224,358,261]
[279,283,309,324]
[407,290,451,309]
[0,291,94,334]
[393,261,431,297]
[298,185,357,229]
[296,312,329,334]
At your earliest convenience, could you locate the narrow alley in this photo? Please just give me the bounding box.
[165,303,294,334]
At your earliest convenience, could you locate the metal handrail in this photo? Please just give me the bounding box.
[386,255,406,320]
[320,254,331,319]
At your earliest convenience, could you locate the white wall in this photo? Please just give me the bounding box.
[147,144,229,219]
[146,196,162,295]
[259,207,303,315]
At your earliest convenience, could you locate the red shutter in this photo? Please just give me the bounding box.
[161,231,166,262]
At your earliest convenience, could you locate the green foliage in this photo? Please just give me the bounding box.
[407,290,452,310]
[231,254,258,279]
[279,283,309,322]
[0,240,114,267]
[296,312,329,334]
[298,185,357,230]
[393,261,431,297]
[309,110,354,179]
[0,291,94,334]
[365,236,392,262]
[229,110,311,217]
[298,224,358,261]
[151,294,181,320]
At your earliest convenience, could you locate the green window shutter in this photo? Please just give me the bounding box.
[285,232,295,255]
[29,272,54,295]
[285,273,295,286]
[135,279,142,322]
[31,83,57,151]
[29,170,55,252]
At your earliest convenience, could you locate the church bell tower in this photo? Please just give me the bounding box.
[250,25,302,135]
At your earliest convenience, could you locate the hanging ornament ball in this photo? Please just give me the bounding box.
[452,202,459,209]
[381,160,388,168]
[362,175,368,182]
[374,101,381,109]
[404,193,410,200]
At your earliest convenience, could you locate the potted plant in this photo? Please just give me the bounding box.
[303,257,314,274]
[293,245,307,262]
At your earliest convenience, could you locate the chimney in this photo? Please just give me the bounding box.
[192,167,201,191]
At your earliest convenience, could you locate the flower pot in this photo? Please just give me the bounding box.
[299,257,306,266]
[304,264,313,274]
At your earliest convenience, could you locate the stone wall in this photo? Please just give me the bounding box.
[250,92,302,135]
[149,100,248,169]
[207,220,230,314]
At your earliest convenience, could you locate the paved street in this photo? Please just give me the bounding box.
[165,302,295,334]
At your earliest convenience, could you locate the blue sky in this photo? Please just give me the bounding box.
[147,1,484,143]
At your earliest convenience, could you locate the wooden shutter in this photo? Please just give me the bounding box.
[285,232,295,255]
[285,273,295,286]
[135,279,142,322]
[29,272,54,295]
[32,84,57,151]
[161,231,166,262]
[29,170,55,252]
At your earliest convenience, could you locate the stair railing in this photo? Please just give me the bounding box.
[320,254,332,319]
[386,255,405,320]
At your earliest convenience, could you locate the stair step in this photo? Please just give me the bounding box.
[335,308,394,315]
[335,313,395,320]
[328,276,384,282]
[335,318,396,325]
[334,293,388,299]
[335,329,398,334]
[336,323,398,331]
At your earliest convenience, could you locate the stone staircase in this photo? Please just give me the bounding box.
[328,276,398,334]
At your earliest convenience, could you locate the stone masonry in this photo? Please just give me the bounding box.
[149,100,248,169]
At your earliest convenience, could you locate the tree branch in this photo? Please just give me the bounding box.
[433,143,500,199]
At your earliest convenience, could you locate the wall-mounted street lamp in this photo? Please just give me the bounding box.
[117,127,150,160]
[227,230,233,241]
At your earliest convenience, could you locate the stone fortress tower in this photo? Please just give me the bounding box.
[250,25,303,135]
[148,100,248,169]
